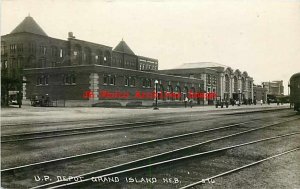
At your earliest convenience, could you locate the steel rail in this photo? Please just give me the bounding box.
[180,147,300,188]
[2,110,292,143]
[28,117,299,189]
[1,120,165,143]
[36,132,300,189]
[2,120,255,173]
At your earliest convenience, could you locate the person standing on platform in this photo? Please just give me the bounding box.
[184,97,188,108]
[17,92,22,108]
[260,99,263,106]
[189,98,193,108]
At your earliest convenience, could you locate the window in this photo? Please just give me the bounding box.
[39,58,46,68]
[130,77,136,87]
[3,60,8,68]
[103,75,116,85]
[124,77,129,86]
[109,75,116,85]
[63,74,76,85]
[213,76,216,85]
[234,76,238,92]
[142,78,151,88]
[10,44,17,53]
[29,42,36,53]
[207,74,211,85]
[45,76,49,85]
[40,45,47,55]
[60,49,63,58]
[37,75,49,85]
[37,76,43,85]
[225,74,230,92]
[71,75,76,84]
[103,75,109,85]
[52,47,58,57]
[17,44,23,52]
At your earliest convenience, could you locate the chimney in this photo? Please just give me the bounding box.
[68,32,75,39]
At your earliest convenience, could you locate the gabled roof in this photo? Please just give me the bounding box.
[113,39,135,55]
[175,62,228,69]
[10,16,48,36]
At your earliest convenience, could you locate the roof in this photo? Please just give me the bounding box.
[10,16,47,36]
[113,40,135,55]
[290,72,300,80]
[175,62,228,69]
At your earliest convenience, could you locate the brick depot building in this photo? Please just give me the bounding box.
[1,16,204,106]
[159,62,254,105]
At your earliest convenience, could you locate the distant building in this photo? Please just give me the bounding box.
[253,85,267,103]
[159,62,254,104]
[262,80,284,96]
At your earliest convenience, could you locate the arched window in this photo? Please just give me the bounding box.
[242,77,246,92]
[225,74,230,93]
[234,76,238,93]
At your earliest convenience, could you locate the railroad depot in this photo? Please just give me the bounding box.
[2,16,254,107]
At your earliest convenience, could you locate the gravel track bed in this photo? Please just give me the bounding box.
[1,113,283,168]
[81,120,299,189]
[2,115,297,188]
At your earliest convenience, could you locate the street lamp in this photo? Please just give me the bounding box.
[238,89,241,106]
[153,80,159,110]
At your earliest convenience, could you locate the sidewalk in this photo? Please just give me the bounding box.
[1,104,290,125]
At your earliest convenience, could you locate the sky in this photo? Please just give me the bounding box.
[1,0,300,95]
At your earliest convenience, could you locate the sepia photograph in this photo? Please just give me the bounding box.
[1,0,300,188]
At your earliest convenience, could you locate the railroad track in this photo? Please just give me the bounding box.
[2,106,289,127]
[0,115,238,143]
[2,116,298,189]
[1,109,293,143]
[30,121,299,189]
[179,147,300,189]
